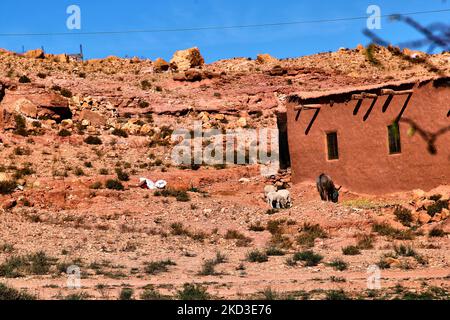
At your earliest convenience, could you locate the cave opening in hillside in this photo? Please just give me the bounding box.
[277,112,291,169]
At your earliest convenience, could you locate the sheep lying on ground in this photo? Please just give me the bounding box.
[266,189,292,209]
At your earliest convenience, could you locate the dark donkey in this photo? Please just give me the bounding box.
[316,174,342,203]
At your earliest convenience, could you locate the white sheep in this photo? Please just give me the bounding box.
[267,190,292,209]
[277,189,292,208]
[267,191,281,209]
[264,185,277,198]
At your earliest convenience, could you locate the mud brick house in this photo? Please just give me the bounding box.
[285,77,450,194]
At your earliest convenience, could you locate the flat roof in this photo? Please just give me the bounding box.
[287,76,450,104]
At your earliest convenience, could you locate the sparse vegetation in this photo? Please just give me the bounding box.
[224,230,252,247]
[177,283,209,300]
[84,135,103,145]
[0,181,17,195]
[372,222,415,240]
[327,259,348,271]
[0,283,36,300]
[342,245,361,256]
[199,252,227,276]
[112,128,129,138]
[58,129,72,137]
[296,223,327,247]
[115,168,130,182]
[293,250,323,266]
[394,206,413,226]
[144,260,176,275]
[60,88,73,98]
[18,75,31,83]
[247,250,268,263]
[0,251,57,278]
[119,288,134,300]
[426,200,449,216]
[105,179,124,191]
[429,227,446,237]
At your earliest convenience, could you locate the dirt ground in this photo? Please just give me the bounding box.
[0,133,449,300]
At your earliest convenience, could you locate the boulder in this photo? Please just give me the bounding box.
[170,47,204,71]
[412,189,426,201]
[268,65,288,76]
[418,212,432,225]
[54,54,69,63]
[140,124,153,135]
[0,89,71,128]
[130,57,140,64]
[416,199,435,210]
[385,257,401,268]
[0,173,12,182]
[173,73,186,81]
[79,110,106,127]
[184,69,203,82]
[24,49,45,59]
[2,199,17,211]
[256,54,278,64]
[153,58,170,73]
[237,117,248,128]
[441,208,450,220]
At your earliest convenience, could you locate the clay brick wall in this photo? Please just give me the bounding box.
[286,80,450,194]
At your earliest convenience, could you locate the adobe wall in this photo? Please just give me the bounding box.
[286,81,450,194]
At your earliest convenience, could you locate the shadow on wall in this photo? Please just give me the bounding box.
[400,117,450,155]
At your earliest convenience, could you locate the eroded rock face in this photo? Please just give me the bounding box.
[0,87,71,128]
[170,47,204,71]
[256,54,278,64]
[153,58,170,73]
[24,49,45,59]
[79,110,106,127]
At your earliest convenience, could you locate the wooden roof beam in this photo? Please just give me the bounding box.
[294,104,322,111]
[380,89,414,96]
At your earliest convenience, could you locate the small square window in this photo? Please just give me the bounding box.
[388,124,401,154]
[326,132,339,160]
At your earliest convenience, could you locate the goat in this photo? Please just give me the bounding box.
[316,173,342,203]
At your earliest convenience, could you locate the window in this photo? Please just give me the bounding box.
[326,132,339,160]
[388,124,401,154]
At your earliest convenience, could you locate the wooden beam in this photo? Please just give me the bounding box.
[294,104,321,111]
[352,92,378,100]
[381,89,414,96]
[362,93,378,99]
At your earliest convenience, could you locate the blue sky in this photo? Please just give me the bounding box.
[0,0,448,62]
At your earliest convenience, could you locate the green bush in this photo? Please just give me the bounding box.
[84,136,102,145]
[119,288,134,300]
[14,115,28,137]
[342,245,361,256]
[429,227,446,238]
[0,283,36,300]
[0,181,17,195]
[394,206,413,226]
[327,259,348,271]
[60,88,73,98]
[177,283,209,300]
[112,128,129,138]
[247,250,268,263]
[144,260,176,275]
[18,75,31,83]
[58,129,72,137]
[293,250,323,266]
[115,168,129,182]
[105,179,124,191]
[426,200,449,217]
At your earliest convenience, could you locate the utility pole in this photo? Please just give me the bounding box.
[80,44,84,61]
